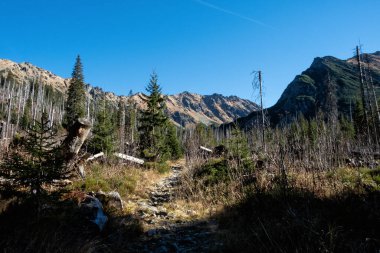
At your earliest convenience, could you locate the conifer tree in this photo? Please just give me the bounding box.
[88,98,115,155]
[339,116,355,139]
[194,123,216,148]
[227,124,253,170]
[0,113,69,199]
[64,55,86,129]
[138,72,168,161]
[165,122,183,160]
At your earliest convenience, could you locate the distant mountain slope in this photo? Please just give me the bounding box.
[0,59,258,127]
[0,59,70,92]
[164,92,258,126]
[235,51,380,128]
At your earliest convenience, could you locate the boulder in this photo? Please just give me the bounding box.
[79,195,108,231]
[95,190,124,211]
[107,191,124,210]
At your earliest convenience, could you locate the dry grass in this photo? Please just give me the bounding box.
[176,155,380,252]
[70,161,167,201]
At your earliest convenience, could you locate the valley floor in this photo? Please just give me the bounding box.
[1,158,380,253]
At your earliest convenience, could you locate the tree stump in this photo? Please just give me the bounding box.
[60,118,92,177]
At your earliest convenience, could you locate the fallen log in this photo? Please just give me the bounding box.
[114,153,144,165]
[200,146,212,153]
[86,152,105,162]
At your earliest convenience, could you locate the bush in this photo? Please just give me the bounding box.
[363,167,380,187]
[194,159,229,185]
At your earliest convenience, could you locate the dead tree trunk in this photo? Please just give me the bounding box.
[356,46,371,144]
[258,71,266,152]
[60,118,92,177]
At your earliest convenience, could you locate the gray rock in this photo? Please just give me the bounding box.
[79,195,108,231]
[95,190,124,211]
[107,191,124,210]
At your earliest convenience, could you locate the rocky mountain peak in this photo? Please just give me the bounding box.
[233,51,380,128]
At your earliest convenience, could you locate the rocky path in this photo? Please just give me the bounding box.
[126,165,223,253]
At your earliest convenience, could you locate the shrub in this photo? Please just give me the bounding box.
[194,158,229,185]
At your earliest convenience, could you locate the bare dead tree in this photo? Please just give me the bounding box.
[356,46,372,145]
[60,118,92,177]
[364,54,380,148]
[251,70,266,152]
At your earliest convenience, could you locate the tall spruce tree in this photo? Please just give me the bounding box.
[64,55,86,129]
[138,72,168,161]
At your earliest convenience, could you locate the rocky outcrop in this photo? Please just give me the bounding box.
[0,59,69,93]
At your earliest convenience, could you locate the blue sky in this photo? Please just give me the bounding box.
[1,0,379,107]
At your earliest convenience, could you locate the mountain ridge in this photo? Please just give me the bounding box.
[0,59,258,127]
[233,51,380,128]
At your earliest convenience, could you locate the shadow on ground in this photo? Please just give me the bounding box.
[214,186,380,253]
[0,195,143,253]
